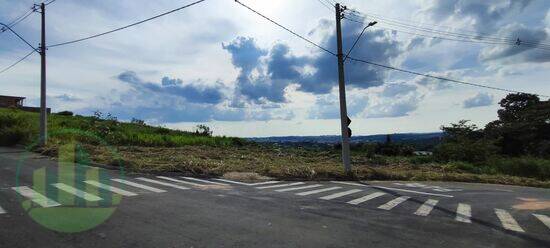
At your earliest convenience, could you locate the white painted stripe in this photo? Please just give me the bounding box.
[0,205,5,214]
[373,186,454,198]
[320,189,362,200]
[414,199,439,216]
[84,180,138,197]
[347,192,386,205]
[214,178,280,186]
[256,182,304,189]
[331,181,453,198]
[495,209,524,233]
[275,184,323,192]
[52,183,102,202]
[181,177,229,186]
[455,203,472,223]
[157,176,204,187]
[378,196,410,210]
[12,186,61,208]
[296,187,342,196]
[111,179,167,193]
[136,177,189,190]
[533,214,550,230]
[331,181,366,187]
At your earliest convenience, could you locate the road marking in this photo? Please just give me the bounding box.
[0,205,5,214]
[112,179,167,193]
[52,183,102,202]
[275,184,323,192]
[495,209,525,233]
[181,177,229,186]
[331,181,365,187]
[136,178,189,190]
[296,187,342,196]
[320,189,362,200]
[256,182,305,189]
[214,179,280,186]
[347,192,386,205]
[84,180,138,197]
[12,186,61,208]
[378,196,410,210]
[331,181,453,198]
[414,199,439,216]
[533,214,550,230]
[455,203,472,223]
[157,176,204,187]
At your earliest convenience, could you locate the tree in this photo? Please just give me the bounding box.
[485,93,550,157]
[194,124,213,136]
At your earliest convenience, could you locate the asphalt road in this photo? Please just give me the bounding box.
[0,146,549,248]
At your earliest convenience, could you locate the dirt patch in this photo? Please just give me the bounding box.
[223,172,272,182]
[513,197,550,210]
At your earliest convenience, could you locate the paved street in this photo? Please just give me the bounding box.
[0,146,549,247]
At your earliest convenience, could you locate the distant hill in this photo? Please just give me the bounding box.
[247,132,444,150]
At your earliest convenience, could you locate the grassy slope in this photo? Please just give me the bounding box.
[1,108,549,188]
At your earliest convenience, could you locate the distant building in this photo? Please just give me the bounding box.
[0,95,50,113]
[413,151,433,156]
[0,95,25,108]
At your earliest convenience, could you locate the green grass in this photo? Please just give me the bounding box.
[0,108,242,147]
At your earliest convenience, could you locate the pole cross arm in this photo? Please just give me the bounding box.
[0,23,39,52]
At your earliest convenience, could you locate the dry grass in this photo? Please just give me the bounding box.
[38,144,550,188]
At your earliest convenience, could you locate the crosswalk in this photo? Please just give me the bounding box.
[239,180,550,235]
[1,176,549,236]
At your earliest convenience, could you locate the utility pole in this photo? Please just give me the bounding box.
[335,3,352,174]
[39,2,47,146]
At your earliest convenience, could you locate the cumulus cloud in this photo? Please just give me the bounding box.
[463,92,494,108]
[309,82,423,119]
[117,71,226,104]
[480,24,549,63]
[222,16,403,104]
[424,0,534,33]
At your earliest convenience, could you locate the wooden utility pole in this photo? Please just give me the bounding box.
[39,2,47,146]
[335,3,352,173]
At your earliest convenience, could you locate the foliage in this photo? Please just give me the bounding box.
[485,94,550,157]
[56,111,73,116]
[0,110,33,146]
[194,124,213,136]
[0,109,241,147]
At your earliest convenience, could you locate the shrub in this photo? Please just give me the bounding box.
[56,111,74,116]
[0,112,32,146]
[434,139,498,163]
[486,157,550,180]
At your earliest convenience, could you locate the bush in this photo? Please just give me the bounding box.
[434,139,498,163]
[56,111,74,116]
[486,157,550,180]
[0,112,32,146]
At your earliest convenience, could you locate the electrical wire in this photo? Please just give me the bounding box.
[0,50,36,74]
[235,0,336,56]
[48,0,206,48]
[347,10,550,50]
[347,57,549,97]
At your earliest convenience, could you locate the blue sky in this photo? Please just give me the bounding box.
[0,0,549,137]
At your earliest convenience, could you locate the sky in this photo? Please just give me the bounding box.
[0,0,549,137]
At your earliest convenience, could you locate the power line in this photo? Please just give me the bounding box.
[0,23,39,51]
[347,57,549,98]
[1,7,36,34]
[347,10,550,50]
[48,0,206,48]
[0,50,36,74]
[234,0,546,97]
[315,0,334,12]
[234,0,336,56]
[44,0,57,6]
